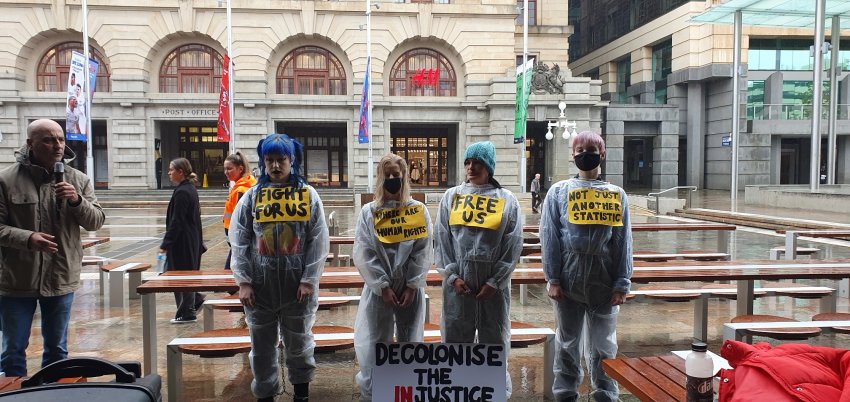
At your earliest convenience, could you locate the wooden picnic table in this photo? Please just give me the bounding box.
[602,355,701,402]
[82,236,110,249]
[523,223,735,253]
[777,229,850,297]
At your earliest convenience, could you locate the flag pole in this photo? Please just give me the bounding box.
[227,0,235,155]
[82,0,93,177]
[519,0,528,194]
[366,0,374,193]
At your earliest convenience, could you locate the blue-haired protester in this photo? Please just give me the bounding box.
[229,134,330,402]
[539,130,632,402]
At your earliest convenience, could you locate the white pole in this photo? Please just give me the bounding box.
[730,10,741,212]
[227,0,235,155]
[82,0,93,178]
[366,0,374,193]
[811,0,826,192]
[827,15,839,185]
[519,0,528,194]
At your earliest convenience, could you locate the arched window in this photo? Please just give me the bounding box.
[389,48,456,96]
[37,42,111,92]
[276,46,346,95]
[159,44,223,93]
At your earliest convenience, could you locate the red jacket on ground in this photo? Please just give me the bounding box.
[718,340,850,402]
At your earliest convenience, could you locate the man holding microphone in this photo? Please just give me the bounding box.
[0,119,105,376]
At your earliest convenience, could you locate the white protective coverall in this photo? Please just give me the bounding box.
[353,199,433,401]
[539,178,632,402]
[229,183,329,398]
[434,182,523,397]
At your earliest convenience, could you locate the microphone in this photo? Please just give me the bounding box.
[54,162,64,216]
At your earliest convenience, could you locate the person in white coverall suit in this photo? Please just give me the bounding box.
[353,153,432,401]
[434,140,523,398]
[539,130,633,402]
[229,133,329,402]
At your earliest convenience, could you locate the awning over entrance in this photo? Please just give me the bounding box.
[691,0,850,197]
[690,0,850,28]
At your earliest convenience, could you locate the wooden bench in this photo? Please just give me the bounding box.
[0,376,86,393]
[200,291,369,331]
[627,284,836,341]
[769,246,820,260]
[779,229,850,296]
[167,325,355,402]
[166,322,555,402]
[812,312,850,334]
[722,318,850,343]
[99,262,151,308]
[83,255,111,267]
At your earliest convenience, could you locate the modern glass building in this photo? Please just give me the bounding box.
[569,0,850,191]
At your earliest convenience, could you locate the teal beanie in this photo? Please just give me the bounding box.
[464,141,496,177]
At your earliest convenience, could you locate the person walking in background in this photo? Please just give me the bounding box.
[434,140,523,398]
[0,119,105,376]
[353,153,432,401]
[539,131,632,402]
[160,157,206,324]
[223,151,256,270]
[531,172,542,213]
[229,133,329,402]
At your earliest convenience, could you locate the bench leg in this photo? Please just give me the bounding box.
[520,284,527,306]
[142,293,157,375]
[769,249,780,260]
[736,279,755,316]
[784,232,798,260]
[167,345,183,402]
[722,325,740,343]
[99,271,106,297]
[693,297,708,342]
[717,230,730,255]
[203,305,215,332]
[839,279,849,299]
[424,297,430,324]
[108,271,125,309]
[128,272,142,300]
[821,290,837,313]
[544,333,555,400]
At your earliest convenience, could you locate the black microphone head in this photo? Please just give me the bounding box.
[54,162,64,184]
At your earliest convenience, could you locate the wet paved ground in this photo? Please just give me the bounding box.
[14,189,850,401]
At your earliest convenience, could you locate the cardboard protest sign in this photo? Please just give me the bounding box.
[254,187,311,223]
[448,194,505,230]
[373,342,506,402]
[373,205,428,244]
[566,188,623,226]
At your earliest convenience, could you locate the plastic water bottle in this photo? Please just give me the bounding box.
[156,253,166,274]
[686,341,714,402]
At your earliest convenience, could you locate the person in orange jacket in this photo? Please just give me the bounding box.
[223,151,256,270]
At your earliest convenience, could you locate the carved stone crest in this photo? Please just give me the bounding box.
[530,62,565,94]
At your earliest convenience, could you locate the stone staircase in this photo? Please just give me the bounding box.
[669,208,850,231]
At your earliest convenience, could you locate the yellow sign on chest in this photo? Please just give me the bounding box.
[448,193,505,230]
[254,187,311,223]
[373,205,428,244]
[567,188,623,226]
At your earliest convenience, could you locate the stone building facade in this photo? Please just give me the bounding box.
[0,0,597,191]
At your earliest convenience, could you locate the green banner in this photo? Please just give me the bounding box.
[514,59,533,144]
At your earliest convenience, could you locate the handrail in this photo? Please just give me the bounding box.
[647,186,697,215]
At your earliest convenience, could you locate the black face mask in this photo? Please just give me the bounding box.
[574,152,602,172]
[383,177,402,194]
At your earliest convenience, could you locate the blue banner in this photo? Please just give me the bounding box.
[358,57,371,144]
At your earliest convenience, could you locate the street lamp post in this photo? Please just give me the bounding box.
[546,101,577,141]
